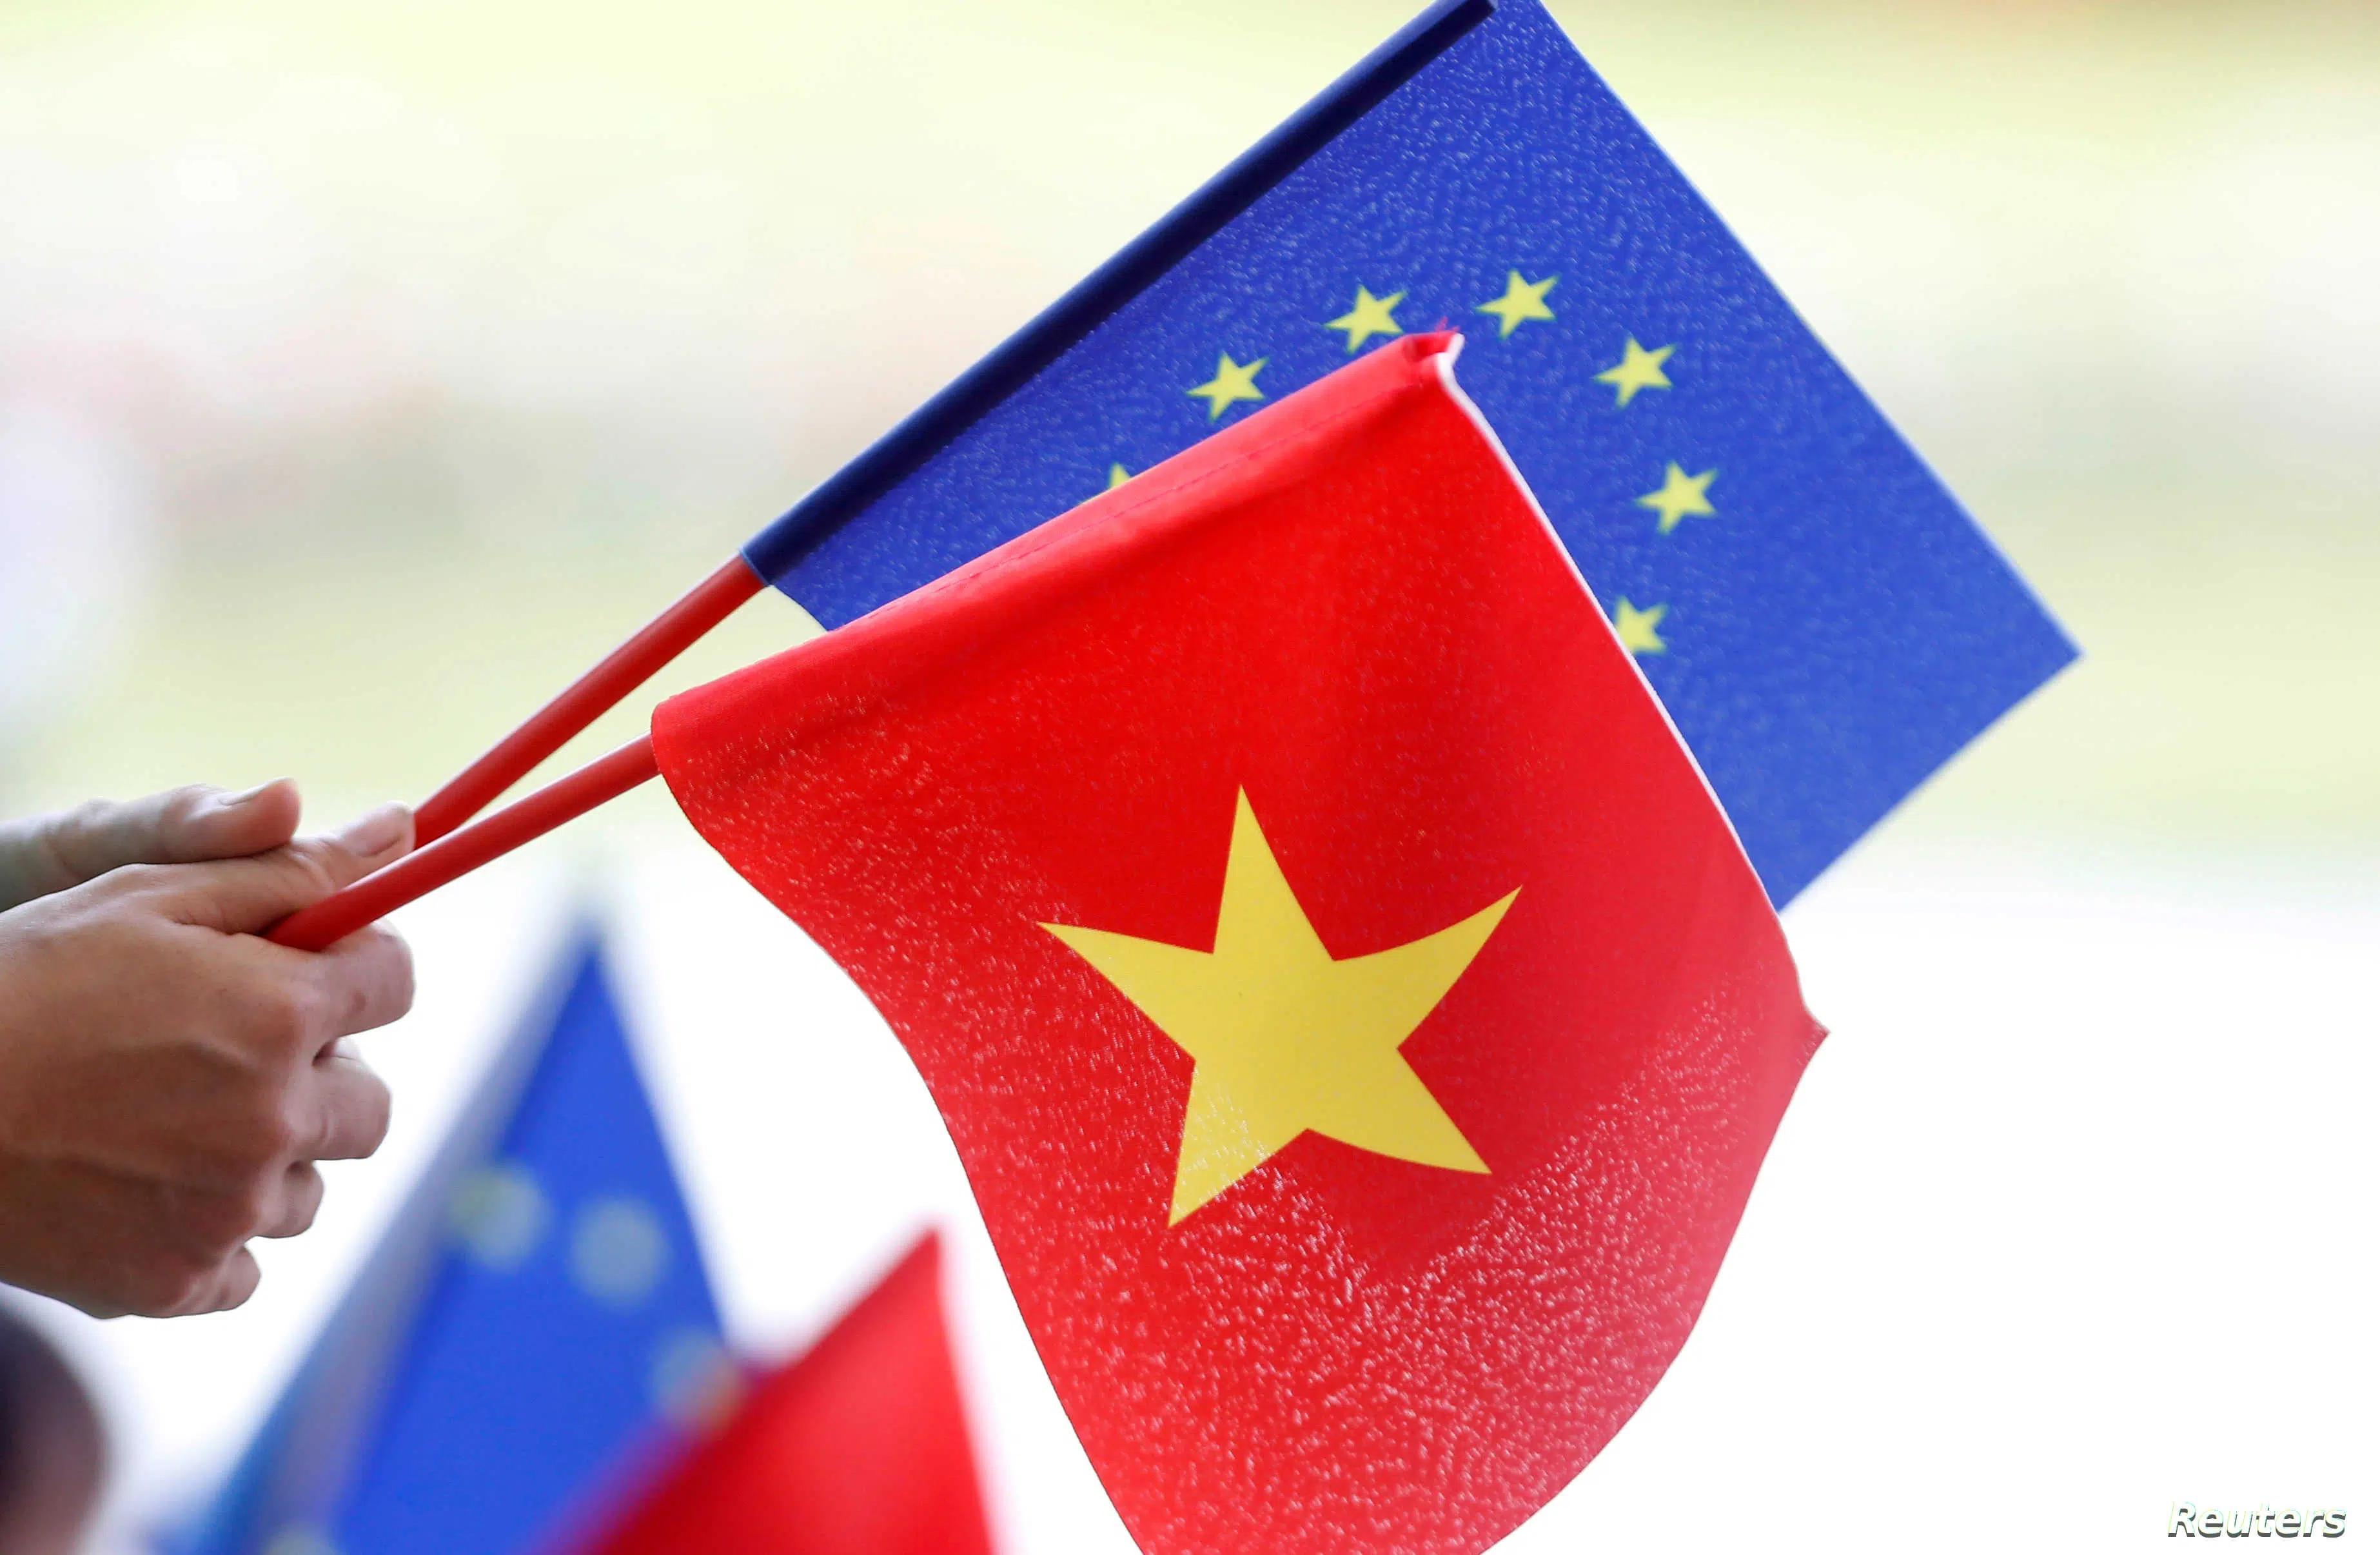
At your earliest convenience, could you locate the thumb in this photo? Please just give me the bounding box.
[155,803,415,937]
[0,781,301,912]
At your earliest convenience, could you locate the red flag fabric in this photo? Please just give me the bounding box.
[579,1234,993,1555]
[652,333,1824,1555]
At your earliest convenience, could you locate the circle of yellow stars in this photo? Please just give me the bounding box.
[1157,273,1723,659]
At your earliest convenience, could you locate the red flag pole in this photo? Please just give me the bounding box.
[412,557,762,846]
[271,736,660,952]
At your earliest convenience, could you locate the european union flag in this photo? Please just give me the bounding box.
[742,0,2072,905]
[177,928,727,1555]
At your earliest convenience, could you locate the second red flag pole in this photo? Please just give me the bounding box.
[410,556,763,847]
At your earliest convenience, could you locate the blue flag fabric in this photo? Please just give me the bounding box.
[176,928,726,1555]
[741,0,2072,906]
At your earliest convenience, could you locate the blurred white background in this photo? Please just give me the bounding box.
[1,0,2373,1550]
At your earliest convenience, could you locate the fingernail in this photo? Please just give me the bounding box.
[336,803,410,857]
[217,779,286,808]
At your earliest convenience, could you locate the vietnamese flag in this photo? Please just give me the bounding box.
[653,333,1824,1555]
[576,1233,992,1555]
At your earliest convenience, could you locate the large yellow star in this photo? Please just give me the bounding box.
[1475,269,1557,338]
[1595,337,1675,407]
[1636,462,1717,534]
[1613,597,1668,655]
[1045,790,1513,1224]
[1325,284,1406,353]
[1186,353,1268,420]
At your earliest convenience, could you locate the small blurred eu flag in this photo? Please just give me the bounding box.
[743,0,2073,906]
[174,927,727,1555]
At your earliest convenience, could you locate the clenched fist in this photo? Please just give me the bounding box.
[0,781,413,1317]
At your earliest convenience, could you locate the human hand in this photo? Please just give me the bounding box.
[0,791,415,1317]
[0,779,313,914]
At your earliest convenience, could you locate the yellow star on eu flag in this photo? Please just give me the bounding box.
[1476,269,1557,338]
[1108,462,1130,489]
[1613,598,1668,655]
[1044,790,1511,1224]
[1595,337,1675,407]
[1188,353,1268,420]
[1325,285,1406,353]
[1636,462,1717,534]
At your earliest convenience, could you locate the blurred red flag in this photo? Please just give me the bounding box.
[580,1233,992,1555]
[652,334,1824,1555]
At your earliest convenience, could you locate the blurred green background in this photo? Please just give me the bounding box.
[3,0,2375,874]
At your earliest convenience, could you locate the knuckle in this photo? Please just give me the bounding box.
[192,1184,267,1247]
[160,785,217,830]
[141,1252,255,1316]
[286,982,332,1043]
[249,1099,304,1166]
[135,1239,236,1315]
[214,1086,302,1174]
[104,860,173,897]
[247,979,328,1053]
[231,1189,278,1244]
[277,844,343,901]
[126,1266,202,1319]
[61,798,115,842]
[32,804,113,888]
[329,973,374,1033]
[302,931,415,1037]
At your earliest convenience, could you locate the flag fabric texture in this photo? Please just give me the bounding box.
[738,0,2073,906]
[177,929,729,1555]
[578,1233,994,1555]
[655,337,1825,1555]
